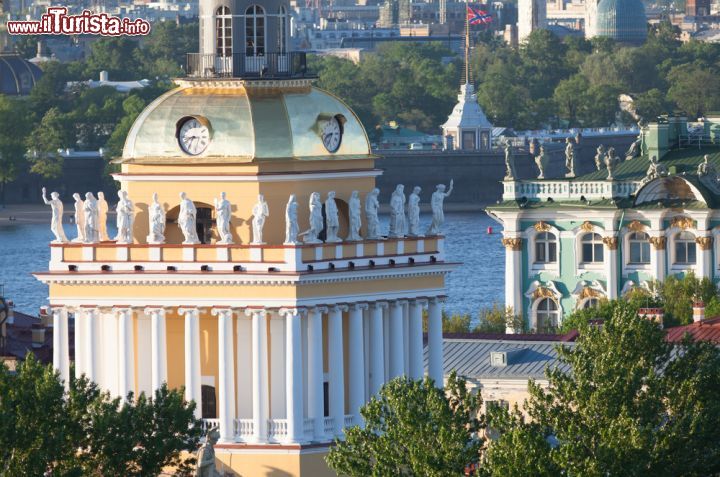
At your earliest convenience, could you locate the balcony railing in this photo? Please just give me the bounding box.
[47,236,445,275]
[186,52,311,79]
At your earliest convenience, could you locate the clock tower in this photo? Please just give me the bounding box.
[36,0,454,475]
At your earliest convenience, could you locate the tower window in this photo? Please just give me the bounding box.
[278,6,287,54]
[245,5,266,56]
[216,6,232,57]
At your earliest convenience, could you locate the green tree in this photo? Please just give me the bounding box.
[105,94,151,159]
[633,88,669,120]
[0,355,201,476]
[26,107,75,179]
[520,30,570,100]
[553,74,588,126]
[327,373,484,476]
[656,271,717,326]
[0,96,32,204]
[85,37,142,81]
[666,64,720,118]
[484,303,720,477]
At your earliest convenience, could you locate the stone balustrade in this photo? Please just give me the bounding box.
[503,180,640,201]
[49,236,445,273]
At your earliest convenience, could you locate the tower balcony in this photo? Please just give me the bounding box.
[47,236,445,275]
[185,52,312,80]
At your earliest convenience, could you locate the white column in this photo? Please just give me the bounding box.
[213,308,236,443]
[74,309,85,378]
[52,307,69,387]
[697,235,713,279]
[369,302,387,394]
[281,308,304,443]
[144,307,167,393]
[403,303,410,376]
[246,308,269,443]
[84,308,98,383]
[179,307,202,419]
[348,303,367,426]
[307,306,326,441]
[114,307,134,399]
[328,305,346,436]
[503,237,523,331]
[604,237,618,300]
[408,300,425,380]
[269,312,286,420]
[650,234,666,282]
[236,314,253,419]
[389,300,405,379]
[427,298,444,388]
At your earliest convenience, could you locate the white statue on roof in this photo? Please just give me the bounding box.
[214,192,233,244]
[251,195,269,245]
[72,193,86,243]
[427,180,453,235]
[535,146,547,179]
[645,155,667,182]
[408,186,422,237]
[365,188,381,240]
[302,192,324,244]
[389,185,406,238]
[83,192,99,244]
[41,188,68,243]
[594,145,606,171]
[115,191,134,244]
[325,191,341,243]
[97,191,109,241]
[346,191,362,241]
[504,142,516,181]
[147,193,166,244]
[564,137,575,178]
[178,192,199,245]
[284,194,300,245]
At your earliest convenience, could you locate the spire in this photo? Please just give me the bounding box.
[464,0,472,86]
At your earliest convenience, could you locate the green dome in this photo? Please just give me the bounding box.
[596,0,647,44]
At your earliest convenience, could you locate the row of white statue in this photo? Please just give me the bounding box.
[41,181,454,246]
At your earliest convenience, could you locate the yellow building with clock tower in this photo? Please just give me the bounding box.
[35,1,454,475]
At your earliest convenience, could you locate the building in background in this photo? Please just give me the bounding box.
[518,0,547,42]
[488,114,720,330]
[595,0,647,44]
[0,53,42,96]
[442,82,494,151]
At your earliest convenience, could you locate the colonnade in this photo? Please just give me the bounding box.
[51,298,445,444]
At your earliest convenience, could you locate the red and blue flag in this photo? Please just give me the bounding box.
[467,5,493,25]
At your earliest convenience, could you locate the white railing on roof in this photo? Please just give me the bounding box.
[267,419,288,443]
[234,418,254,439]
[344,414,355,428]
[503,179,640,201]
[201,418,220,434]
[323,416,335,435]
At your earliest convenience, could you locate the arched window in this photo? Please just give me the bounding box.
[582,297,600,309]
[675,231,697,264]
[215,6,232,57]
[245,5,265,56]
[278,6,287,54]
[536,298,559,332]
[535,232,557,264]
[628,232,650,264]
[581,233,604,263]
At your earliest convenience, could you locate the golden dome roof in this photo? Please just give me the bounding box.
[121,79,372,164]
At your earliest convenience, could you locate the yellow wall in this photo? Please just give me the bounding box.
[119,159,376,246]
[214,448,336,477]
[166,311,185,390]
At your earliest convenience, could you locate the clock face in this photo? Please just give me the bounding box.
[178,117,210,155]
[321,116,342,153]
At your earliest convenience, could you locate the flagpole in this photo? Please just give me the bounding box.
[465,0,470,85]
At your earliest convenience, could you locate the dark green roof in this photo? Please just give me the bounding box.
[576,147,720,182]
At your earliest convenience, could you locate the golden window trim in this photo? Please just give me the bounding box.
[670,216,695,231]
[696,236,713,250]
[534,221,551,232]
[627,220,646,232]
[649,236,666,250]
[579,221,594,233]
[602,236,618,250]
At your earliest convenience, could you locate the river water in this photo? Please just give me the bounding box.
[0,212,504,317]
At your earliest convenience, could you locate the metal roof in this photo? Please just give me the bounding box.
[424,337,574,380]
[665,317,720,343]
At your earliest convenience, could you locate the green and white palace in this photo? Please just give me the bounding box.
[487,115,720,332]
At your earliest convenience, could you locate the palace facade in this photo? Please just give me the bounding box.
[488,115,720,331]
[34,2,453,475]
